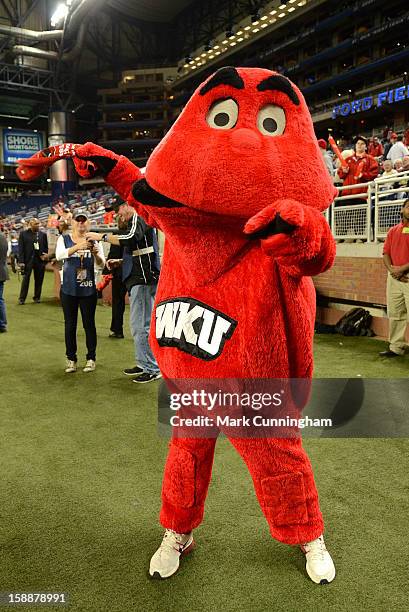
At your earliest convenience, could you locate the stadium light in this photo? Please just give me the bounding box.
[51,2,68,28]
[177,0,311,79]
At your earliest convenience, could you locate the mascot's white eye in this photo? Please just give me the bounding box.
[257,105,286,136]
[206,98,238,130]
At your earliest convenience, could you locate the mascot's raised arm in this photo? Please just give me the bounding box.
[17,67,337,585]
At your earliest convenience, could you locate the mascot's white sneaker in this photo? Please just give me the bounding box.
[149,529,194,579]
[300,535,335,584]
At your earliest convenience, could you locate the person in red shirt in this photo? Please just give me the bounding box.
[368,136,384,159]
[337,136,379,203]
[380,199,409,357]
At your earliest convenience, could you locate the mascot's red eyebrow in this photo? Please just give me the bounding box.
[257,75,300,106]
[199,67,245,96]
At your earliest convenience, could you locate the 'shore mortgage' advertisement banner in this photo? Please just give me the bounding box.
[2,128,43,165]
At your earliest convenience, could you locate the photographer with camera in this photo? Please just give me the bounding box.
[55,211,105,373]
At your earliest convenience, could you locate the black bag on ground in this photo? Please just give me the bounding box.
[334,307,374,336]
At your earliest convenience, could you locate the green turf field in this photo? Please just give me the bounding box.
[0,272,407,611]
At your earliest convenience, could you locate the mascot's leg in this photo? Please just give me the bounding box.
[228,436,335,584]
[160,436,217,532]
[150,436,217,579]
[228,436,323,544]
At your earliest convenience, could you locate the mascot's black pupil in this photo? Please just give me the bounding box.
[263,117,277,132]
[214,112,229,126]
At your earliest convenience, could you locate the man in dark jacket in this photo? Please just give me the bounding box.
[86,203,161,383]
[105,217,127,338]
[0,230,9,332]
[18,218,49,304]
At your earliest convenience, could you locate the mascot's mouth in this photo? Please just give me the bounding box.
[132,178,185,208]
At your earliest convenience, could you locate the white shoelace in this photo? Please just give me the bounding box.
[304,536,327,561]
[161,529,186,553]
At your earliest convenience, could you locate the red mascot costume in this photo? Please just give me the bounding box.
[18,67,337,584]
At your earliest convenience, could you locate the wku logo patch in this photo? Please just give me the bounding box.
[155,297,237,360]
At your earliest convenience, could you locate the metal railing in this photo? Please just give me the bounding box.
[331,182,372,241]
[373,171,409,240]
[331,171,409,242]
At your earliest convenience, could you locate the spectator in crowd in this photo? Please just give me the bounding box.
[386,135,409,165]
[404,126,409,147]
[391,158,409,198]
[337,136,379,204]
[53,203,73,227]
[18,218,49,305]
[379,199,409,357]
[0,229,9,332]
[383,132,397,160]
[56,211,105,373]
[317,139,334,176]
[381,159,398,179]
[394,159,403,172]
[86,203,161,384]
[368,136,384,159]
[103,198,117,225]
[333,149,354,185]
[57,219,69,236]
[374,159,399,202]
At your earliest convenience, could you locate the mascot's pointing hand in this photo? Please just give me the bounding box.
[16,142,123,181]
[244,199,326,266]
[73,142,122,178]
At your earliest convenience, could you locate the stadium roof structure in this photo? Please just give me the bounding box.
[0,0,270,127]
[105,0,194,22]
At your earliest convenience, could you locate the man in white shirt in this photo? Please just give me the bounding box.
[387,136,409,164]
